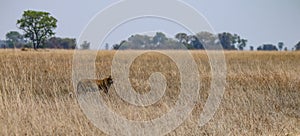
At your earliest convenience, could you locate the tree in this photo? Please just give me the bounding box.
[17,10,57,49]
[80,41,90,50]
[113,40,126,50]
[278,42,284,51]
[295,41,300,50]
[105,43,109,50]
[45,37,76,49]
[113,44,120,50]
[152,32,168,45]
[257,46,263,51]
[187,35,204,49]
[60,38,76,49]
[237,38,247,50]
[257,44,278,51]
[250,46,254,51]
[175,33,188,44]
[175,33,204,49]
[128,34,151,49]
[218,32,237,50]
[217,32,248,50]
[0,40,7,48]
[196,32,219,49]
[5,31,24,48]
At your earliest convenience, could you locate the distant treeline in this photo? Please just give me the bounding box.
[0,32,76,49]
[1,31,300,51]
[112,32,300,51]
[112,32,246,50]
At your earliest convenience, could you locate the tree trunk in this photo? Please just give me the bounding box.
[33,42,37,50]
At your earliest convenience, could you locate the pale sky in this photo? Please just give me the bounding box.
[0,0,299,49]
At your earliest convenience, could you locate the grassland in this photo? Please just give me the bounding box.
[0,49,299,135]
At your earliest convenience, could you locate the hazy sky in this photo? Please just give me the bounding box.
[0,0,299,49]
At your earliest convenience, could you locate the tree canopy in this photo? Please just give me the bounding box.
[46,37,76,49]
[5,31,24,48]
[17,10,57,49]
[80,41,90,50]
[278,42,284,51]
[295,41,300,50]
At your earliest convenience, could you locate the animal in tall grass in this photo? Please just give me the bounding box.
[96,75,113,94]
[77,75,113,94]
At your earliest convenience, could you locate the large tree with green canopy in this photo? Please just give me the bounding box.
[17,10,57,49]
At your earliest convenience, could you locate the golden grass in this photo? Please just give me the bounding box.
[0,49,299,135]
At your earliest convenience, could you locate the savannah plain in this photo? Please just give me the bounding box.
[0,49,299,135]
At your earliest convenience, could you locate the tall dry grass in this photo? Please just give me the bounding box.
[0,49,299,135]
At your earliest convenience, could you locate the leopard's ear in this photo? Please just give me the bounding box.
[108,75,112,79]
